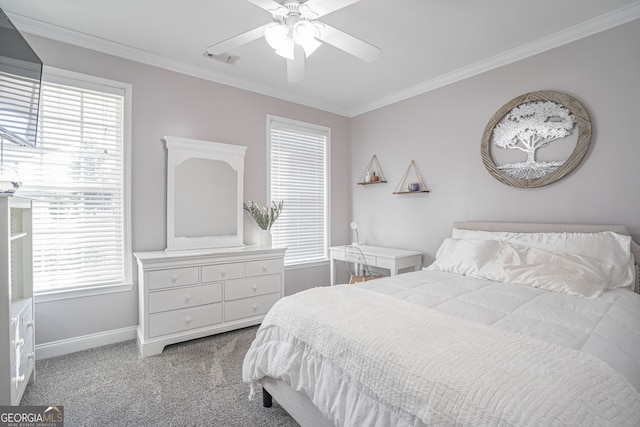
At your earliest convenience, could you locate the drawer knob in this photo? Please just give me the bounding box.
[28,353,35,361]
[171,274,179,283]
[252,304,258,312]
[221,270,226,277]
[184,294,191,303]
[252,285,258,292]
[26,321,34,329]
[14,338,24,349]
[184,316,191,325]
[262,265,268,272]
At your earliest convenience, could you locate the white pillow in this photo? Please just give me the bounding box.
[451,229,633,290]
[427,238,500,276]
[476,241,611,298]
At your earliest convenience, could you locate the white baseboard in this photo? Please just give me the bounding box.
[35,326,137,360]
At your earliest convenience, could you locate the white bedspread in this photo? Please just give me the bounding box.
[362,270,640,391]
[243,276,640,427]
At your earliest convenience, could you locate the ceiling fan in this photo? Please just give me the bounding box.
[205,0,381,82]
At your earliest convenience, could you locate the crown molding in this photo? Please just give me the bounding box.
[349,2,640,117]
[6,2,640,119]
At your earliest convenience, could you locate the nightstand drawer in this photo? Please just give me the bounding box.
[149,283,222,314]
[148,267,199,290]
[202,262,244,282]
[149,304,222,337]
[225,275,282,301]
[224,293,281,322]
[246,258,283,277]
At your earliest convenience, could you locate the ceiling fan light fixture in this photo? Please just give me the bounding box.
[292,21,315,42]
[207,0,381,82]
[297,4,319,20]
[292,21,320,57]
[264,23,288,50]
[299,37,321,57]
[275,37,295,60]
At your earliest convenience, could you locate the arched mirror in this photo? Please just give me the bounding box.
[165,136,247,251]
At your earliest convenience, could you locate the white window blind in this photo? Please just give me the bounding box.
[268,116,330,266]
[2,73,128,293]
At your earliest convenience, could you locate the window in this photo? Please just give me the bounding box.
[268,115,330,267]
[1,68,131,297]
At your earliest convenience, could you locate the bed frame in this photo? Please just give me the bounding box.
[259,221,640,426]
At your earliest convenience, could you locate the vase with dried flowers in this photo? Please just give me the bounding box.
[243,200,284,246]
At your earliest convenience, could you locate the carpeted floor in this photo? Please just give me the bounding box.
[21,326,299,426]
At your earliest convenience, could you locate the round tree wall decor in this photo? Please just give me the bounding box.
[481,90,591,188]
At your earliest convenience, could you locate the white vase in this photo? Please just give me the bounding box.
[260,229,272,247]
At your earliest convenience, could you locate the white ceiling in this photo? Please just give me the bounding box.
[2,0,639,117]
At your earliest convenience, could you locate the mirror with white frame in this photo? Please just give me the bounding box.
[165,136,247,251]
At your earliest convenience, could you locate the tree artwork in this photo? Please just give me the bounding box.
[491,100,576,179]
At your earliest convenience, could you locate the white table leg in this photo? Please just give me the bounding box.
[330,258,336,286]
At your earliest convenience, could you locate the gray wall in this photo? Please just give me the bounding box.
[25,35,351,346]
[24,18,640,349]
[350,20,640,265]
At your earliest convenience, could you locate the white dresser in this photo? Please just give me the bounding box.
[134,246,286,357]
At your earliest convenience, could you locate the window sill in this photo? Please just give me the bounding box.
[34,282,134,303]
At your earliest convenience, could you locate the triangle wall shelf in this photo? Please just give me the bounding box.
[393,160,430,194]
[357,154,387,185]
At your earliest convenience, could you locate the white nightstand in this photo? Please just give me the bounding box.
[329,245,422,285]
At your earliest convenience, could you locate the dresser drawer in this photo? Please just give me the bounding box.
[224,293,281,322]
[225,275,282,301]
[202,262,244,283]
[16,334,33,381]
[148,267,199,290]
[19,302,33,342]
[149,304,222,338]
[149,283,222,314]
[9,317,18,373]
[246,258,283,277]
[11,333,33,403]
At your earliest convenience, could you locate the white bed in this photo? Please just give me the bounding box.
[242,222,640,426]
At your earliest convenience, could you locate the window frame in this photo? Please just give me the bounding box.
[31,67,133,302]
[266,114,331,268]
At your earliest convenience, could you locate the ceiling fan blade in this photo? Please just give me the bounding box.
[301,0,362,18]
[317,24,380,63]
[246,0,288,16]
[206,25,268,55]
[287,44,305,82]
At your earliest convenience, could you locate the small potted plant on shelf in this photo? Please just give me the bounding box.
[243,200,284,246]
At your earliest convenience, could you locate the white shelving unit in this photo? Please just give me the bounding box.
[0,194,35,405]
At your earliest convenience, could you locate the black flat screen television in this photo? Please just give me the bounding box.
[0,7,42,147]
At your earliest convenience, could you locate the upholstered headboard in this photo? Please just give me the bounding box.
[453,221,640,294]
